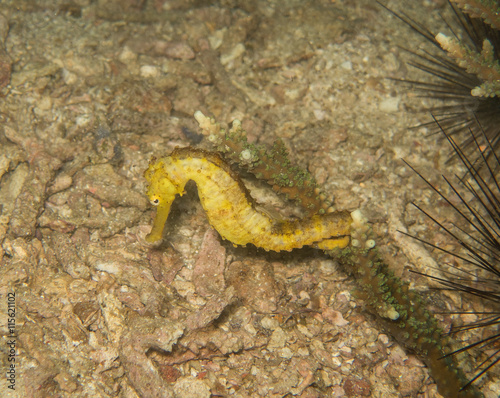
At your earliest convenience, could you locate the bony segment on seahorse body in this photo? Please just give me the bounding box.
[144,147,352,252]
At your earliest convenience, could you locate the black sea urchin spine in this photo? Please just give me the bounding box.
[378,0,500,163]
[404,119,500,391]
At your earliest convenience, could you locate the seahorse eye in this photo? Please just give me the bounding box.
[150,197,160,206]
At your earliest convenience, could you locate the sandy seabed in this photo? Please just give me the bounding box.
[1,1,499,397]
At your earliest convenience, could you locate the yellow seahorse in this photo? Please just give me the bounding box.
[144,147,351,252]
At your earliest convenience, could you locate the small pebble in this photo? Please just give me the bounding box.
[140,65,159,78]
[267,327,286,350]
[340,60,352,70]
[378,333,389,345]
[260,316,279,330]
[379,97,400,113]
[221,43,245,65]
[118,47,137,63]
[158,41,195,60]
[279,347,293,359]
[313,109,326,120]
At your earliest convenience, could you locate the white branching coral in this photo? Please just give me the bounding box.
[452,0,500,30]
[436,32,500,97]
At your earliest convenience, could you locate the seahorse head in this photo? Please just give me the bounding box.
[144,158,182,242]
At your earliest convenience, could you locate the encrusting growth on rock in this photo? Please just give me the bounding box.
[333,211,483,398]
[194,110,334,216]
